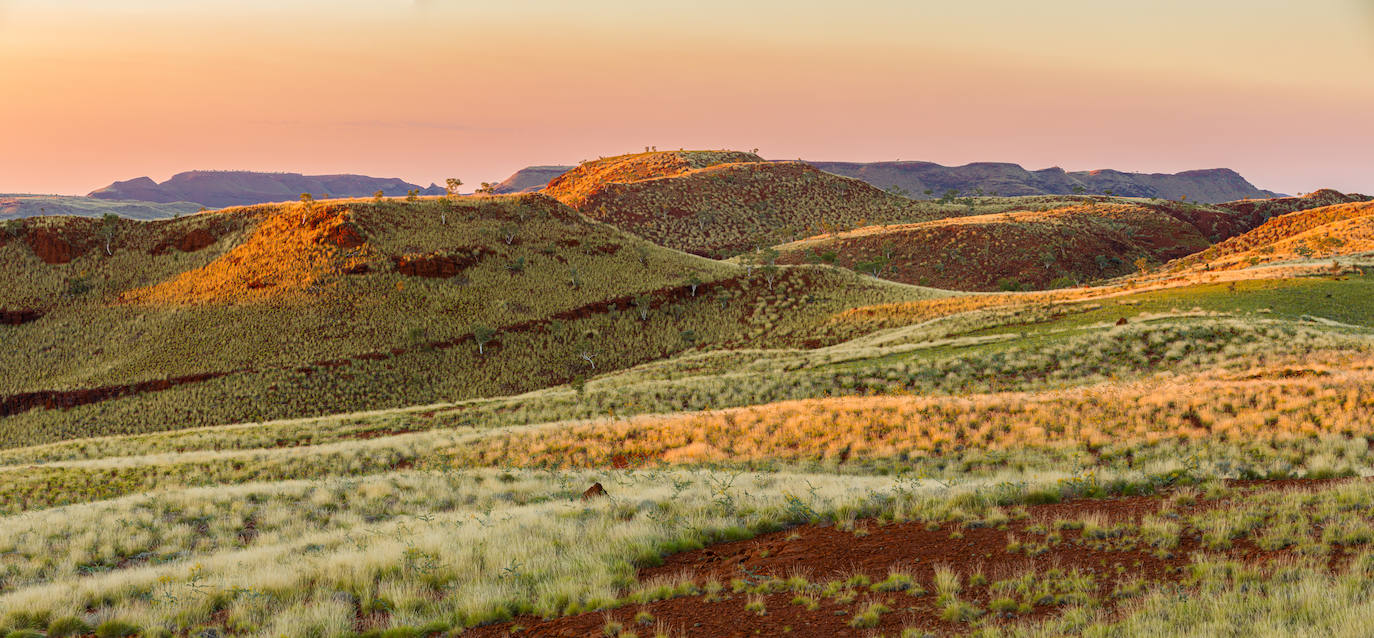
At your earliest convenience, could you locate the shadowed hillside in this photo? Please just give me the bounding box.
[773,203,1212,291]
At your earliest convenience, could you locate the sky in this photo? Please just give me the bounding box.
[1,0,1372,196]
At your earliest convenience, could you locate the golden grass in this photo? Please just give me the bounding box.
[120,202,370,304]
[1174,200,1374,271]
[544,150,762,209]
[453,360,1374,468]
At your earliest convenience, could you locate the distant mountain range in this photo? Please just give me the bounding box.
[496,160,1282,203]
[41,160,1281,218]
[89,171,446,209]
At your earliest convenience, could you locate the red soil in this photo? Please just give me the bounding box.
[0,309,42,325]
[0,370,236,417]
[24,228,82,264]
[174,228,218,253]
[393,247,493,278]
[466,479,1356,638]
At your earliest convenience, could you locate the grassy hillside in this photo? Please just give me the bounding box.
[0,271,1371,636]
[772,203,1211,291]
[545,151,963,258]
[0,194,937,444]
[1172,200,1374,271]
[543,150,763,208]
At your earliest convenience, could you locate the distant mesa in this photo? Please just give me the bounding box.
[806,162,1282,204]
[89,171,446,209]
[498,159,1282,204]
[491,166,575,194]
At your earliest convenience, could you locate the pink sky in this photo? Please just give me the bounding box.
[1,0,1372,196]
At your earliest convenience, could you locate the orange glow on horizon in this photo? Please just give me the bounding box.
[1,0,1372,197]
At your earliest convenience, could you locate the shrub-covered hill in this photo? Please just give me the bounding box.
[1213,189,1371,230]
[771,203,1212,291]
[0,194,935,445]
[547,151,950,258]
[1172,199,1374,272]
[543,150,763,209]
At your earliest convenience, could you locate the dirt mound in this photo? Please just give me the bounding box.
[556,156,936,258]
[122,203,372,304]
[775,203,1210,290]
[544,150,763,209]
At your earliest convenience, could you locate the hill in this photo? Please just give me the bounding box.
[1210,188,1372,231]
[545,151,952,258]
[544,150,763,208]
[807,161,1282,203]
[0,194,201,220]
[89,171,446,208]
[1173,199,1374,271]
[0,193,930,442]
[773,202,1212,290]
[496,158,1282,203]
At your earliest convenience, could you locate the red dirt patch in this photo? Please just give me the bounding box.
[393,247,492,278]
[467,479,1358,638]
[0,370,237,417]
[0,309,42,325]
[24,228,81,264]
[174,228,218,252]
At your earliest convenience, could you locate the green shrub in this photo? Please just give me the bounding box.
[94,620,140,638]
[46,617,91,638]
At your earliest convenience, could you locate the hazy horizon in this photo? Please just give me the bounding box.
[2,0,1372,196]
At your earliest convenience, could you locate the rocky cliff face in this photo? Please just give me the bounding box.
[89,171,446,208]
